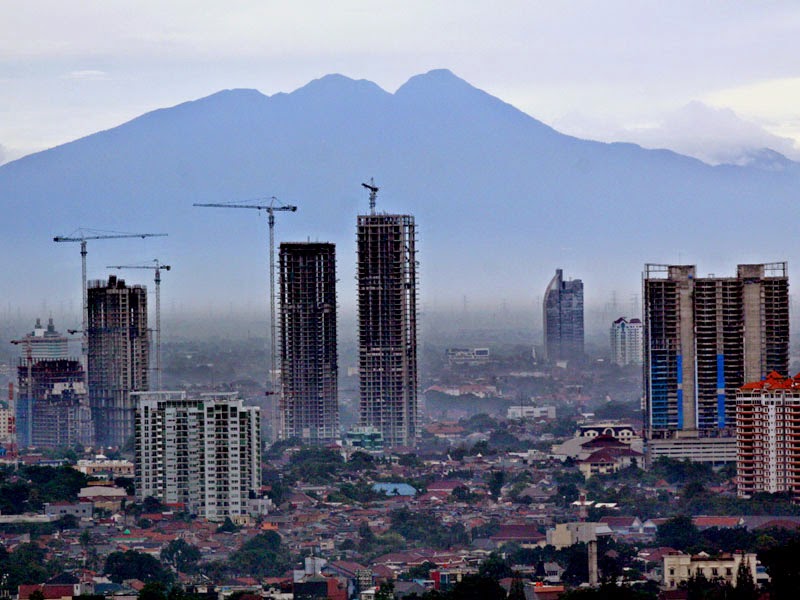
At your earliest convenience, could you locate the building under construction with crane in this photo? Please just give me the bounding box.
[357,182,419,448]
[278,242,338,444]
[17,358,92,448]
[12,318,92,448]
[87,275,149,447]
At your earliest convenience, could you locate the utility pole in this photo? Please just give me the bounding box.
[193,198,297,396]
[106,260,171,389]
[53,229,168,372]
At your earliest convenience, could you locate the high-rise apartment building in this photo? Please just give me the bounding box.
[610,317,643,366]
[278,242,338,444]
[87,276,149,447]
[543,269,584,362]
[737,372,800,501]
[134,391,261,522]
[644,263,789,438]
[357,212,418,448]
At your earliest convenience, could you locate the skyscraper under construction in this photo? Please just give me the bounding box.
[643,263,789,439]
[357,187,418,448]
[88,275,149,447]
[278,242,338,444]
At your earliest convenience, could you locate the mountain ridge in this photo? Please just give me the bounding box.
[1,69,798,316]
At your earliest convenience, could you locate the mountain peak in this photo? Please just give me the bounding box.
[289,73,389,99]
[395,68,476,97]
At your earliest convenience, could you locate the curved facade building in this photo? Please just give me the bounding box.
[543,269,584,362]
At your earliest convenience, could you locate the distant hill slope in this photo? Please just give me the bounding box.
[1,69,798,315]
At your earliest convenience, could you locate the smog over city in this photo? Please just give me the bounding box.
[1,3,800,599]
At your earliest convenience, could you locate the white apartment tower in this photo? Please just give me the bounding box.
[610,317,643,366]
[134,391,261,522]
[737,372,800,501]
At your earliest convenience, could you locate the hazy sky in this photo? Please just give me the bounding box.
[2,1,799,165]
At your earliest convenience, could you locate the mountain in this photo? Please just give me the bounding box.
[1,69,799,320]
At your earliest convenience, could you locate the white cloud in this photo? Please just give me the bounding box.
[553,101,800,166]
[62,70,109,81]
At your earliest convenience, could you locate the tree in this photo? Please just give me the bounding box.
[138,583,167,600]
[759,539,800,600]
[478,553,512,580]
[731,558,758,600]
[406,561,436,580]
[104,550,172,584]
[507,578,526,600]
[228,531,291,577]
[142,496,164,513]
[449,574,505,600]
[79,529,91,548]
[375,582,394,600]
[216,517,239,533]
[56,514,79,530]
[656,515,700,551]
[160,539,201,573]
[486,470,505,499]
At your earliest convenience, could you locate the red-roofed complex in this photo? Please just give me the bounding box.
[737,372,800,501]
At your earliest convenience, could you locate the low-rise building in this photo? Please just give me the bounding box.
[663,551,758,590]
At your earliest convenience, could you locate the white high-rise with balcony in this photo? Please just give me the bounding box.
[134,391,261,522]
[610,317,643,366]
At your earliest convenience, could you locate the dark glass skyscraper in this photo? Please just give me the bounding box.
[543,269,584,362]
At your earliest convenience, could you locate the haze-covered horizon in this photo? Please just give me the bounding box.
[1,68,799,331]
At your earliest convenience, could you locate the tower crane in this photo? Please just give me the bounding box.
[361,178,379,214]
[53,229,168,368]
[106,260,171,390]
[193,198,297,395]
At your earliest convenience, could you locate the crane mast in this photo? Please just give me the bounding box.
[53,230,168,372]
[193,198,298,402]
[106,260,171,390]
[361,178,379,214]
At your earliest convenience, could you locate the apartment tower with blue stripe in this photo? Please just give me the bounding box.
[643,263,789,448]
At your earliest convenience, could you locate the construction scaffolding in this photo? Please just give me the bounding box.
[16,358,93,448]
[643,263,789,441]
[278,242,339,444]
[87,275,149,447]
[357,213,419,448]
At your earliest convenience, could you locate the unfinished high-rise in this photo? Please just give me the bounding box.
[644,263,789,439]
[16,358,93,448]
[88,275,149,447]
[357,212,418,448]
[278,242,338,444]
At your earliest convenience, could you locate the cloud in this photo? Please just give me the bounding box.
[62,70,109,81]
[554,101,800,166]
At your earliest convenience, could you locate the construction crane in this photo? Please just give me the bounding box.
[53,229,168,368]
[193,198,297,395]
[106,260,171,390]
[362,178,379,214]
